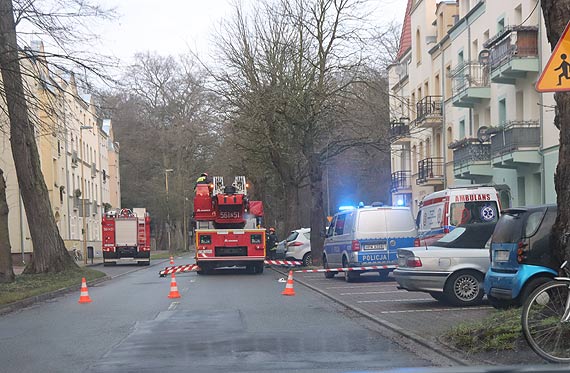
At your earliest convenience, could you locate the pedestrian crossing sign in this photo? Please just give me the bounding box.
[537,21,570,92]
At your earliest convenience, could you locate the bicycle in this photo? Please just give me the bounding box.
[72,248,83,262]
[521,261,570,363]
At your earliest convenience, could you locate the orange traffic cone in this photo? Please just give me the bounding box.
[169,256,174,265]
[168,273,181,299]
[78,277,92,304]
[281,270,296,296]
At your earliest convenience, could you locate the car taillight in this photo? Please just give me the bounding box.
[288,241,303,247]
[517,241,528,263]
[406,256,422,268]
[414,238,420,247]
[351,240,360,252]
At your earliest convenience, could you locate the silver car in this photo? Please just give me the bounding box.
[394,222,495,307]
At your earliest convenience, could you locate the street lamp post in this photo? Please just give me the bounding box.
[80,125,93,264]
[164,169,174,250]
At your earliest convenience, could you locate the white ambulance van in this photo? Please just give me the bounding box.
[416,185,510,246]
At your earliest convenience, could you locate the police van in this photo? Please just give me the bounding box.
[416,185,510,246]
[323,204,417,282]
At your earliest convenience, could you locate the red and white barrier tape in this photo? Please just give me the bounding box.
[159,264,200,276]
[264,260,302,266]
[295,265,398,273]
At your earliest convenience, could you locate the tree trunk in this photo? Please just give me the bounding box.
[284,183,301,234]
[541,1,570,266]
[0,169,15,283]
[0,0,76,273]
[308,153,325,266]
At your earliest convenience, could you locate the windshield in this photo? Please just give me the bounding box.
[433,222,496,248]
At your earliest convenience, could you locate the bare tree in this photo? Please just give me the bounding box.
[541,1,570,266]
[0,0,115,273]
[0,168,15,282]
[212,0,392,265]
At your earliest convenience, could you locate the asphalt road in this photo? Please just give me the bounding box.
[0,258,431,373]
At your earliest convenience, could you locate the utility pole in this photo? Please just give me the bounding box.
[164,169,174,250]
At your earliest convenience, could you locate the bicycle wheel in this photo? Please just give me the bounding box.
[521,281,570,363]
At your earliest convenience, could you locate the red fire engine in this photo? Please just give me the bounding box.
[193,176,265,274]
[102,208,151,266]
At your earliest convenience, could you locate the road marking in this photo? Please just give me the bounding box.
[168,302,179,311]
[357,298,431,303]
[340,290,405,295]
[379,306,493,314]
[325,285,398,290]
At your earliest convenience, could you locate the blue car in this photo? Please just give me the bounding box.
[484,204,558,309]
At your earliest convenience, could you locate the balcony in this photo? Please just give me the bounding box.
[450,62,490,108]
[71,151,78,168]
[484,26,539,84]
[451,138,493,181]
[390,171,412,193]
[389,120,412,145]
[416,157,444,186]
[415,96,442,128]
[490,120,541,168]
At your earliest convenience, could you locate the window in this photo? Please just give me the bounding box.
[334,213,347,236]
[416,29,422,64]
[449,201,499,226]
[459,119,465,139]
[498,98,506,125]
[497,17,505,34]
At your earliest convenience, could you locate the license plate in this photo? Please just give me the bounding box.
[365,244,386,250]
[494,250,510,262]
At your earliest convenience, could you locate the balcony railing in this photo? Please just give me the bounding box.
[490,120,540,156]
[389,121,410,139]
[417,157,444,185]
[415,96,442,126]
[390,171,412,192]
[484,26,539,70]
[452,139,491,168]
[450,61,489,96]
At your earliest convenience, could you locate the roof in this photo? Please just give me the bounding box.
[396,0,413,60]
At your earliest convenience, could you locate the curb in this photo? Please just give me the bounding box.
[0,259,169,317]
[273,267,472,366]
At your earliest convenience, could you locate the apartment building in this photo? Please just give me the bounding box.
[0,41,121,262]
[389,0,558,215]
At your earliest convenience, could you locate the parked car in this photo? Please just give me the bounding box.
[284,228,312,266]
[394,222,496,306]
[484,204,559,309]
[323,205,417,282]
[275,239,287,259]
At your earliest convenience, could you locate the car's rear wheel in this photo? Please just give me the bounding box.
[323,256,335,278]
[519,277,552,305]
[302,253,312,267]
[343,257,359,283]
[443,270,484,306]
[487,294,516,309]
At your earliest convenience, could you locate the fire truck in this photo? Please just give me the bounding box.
[102,208,151,266]
[193,176,266,274]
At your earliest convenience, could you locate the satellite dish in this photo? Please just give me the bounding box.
[477,126,490,143]
[478,49,490,65]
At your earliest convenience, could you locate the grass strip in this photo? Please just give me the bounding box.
[0,267,105,306]
[443,308,523,353]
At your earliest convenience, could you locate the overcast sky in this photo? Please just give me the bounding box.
[93,0,407,64]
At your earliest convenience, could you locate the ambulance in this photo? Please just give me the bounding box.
[416,185,510,246]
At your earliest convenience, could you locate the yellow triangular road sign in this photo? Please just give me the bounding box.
[537,21,570,92]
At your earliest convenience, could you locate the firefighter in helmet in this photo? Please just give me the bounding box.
[266,227,278,260]
[196,172,209,185]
